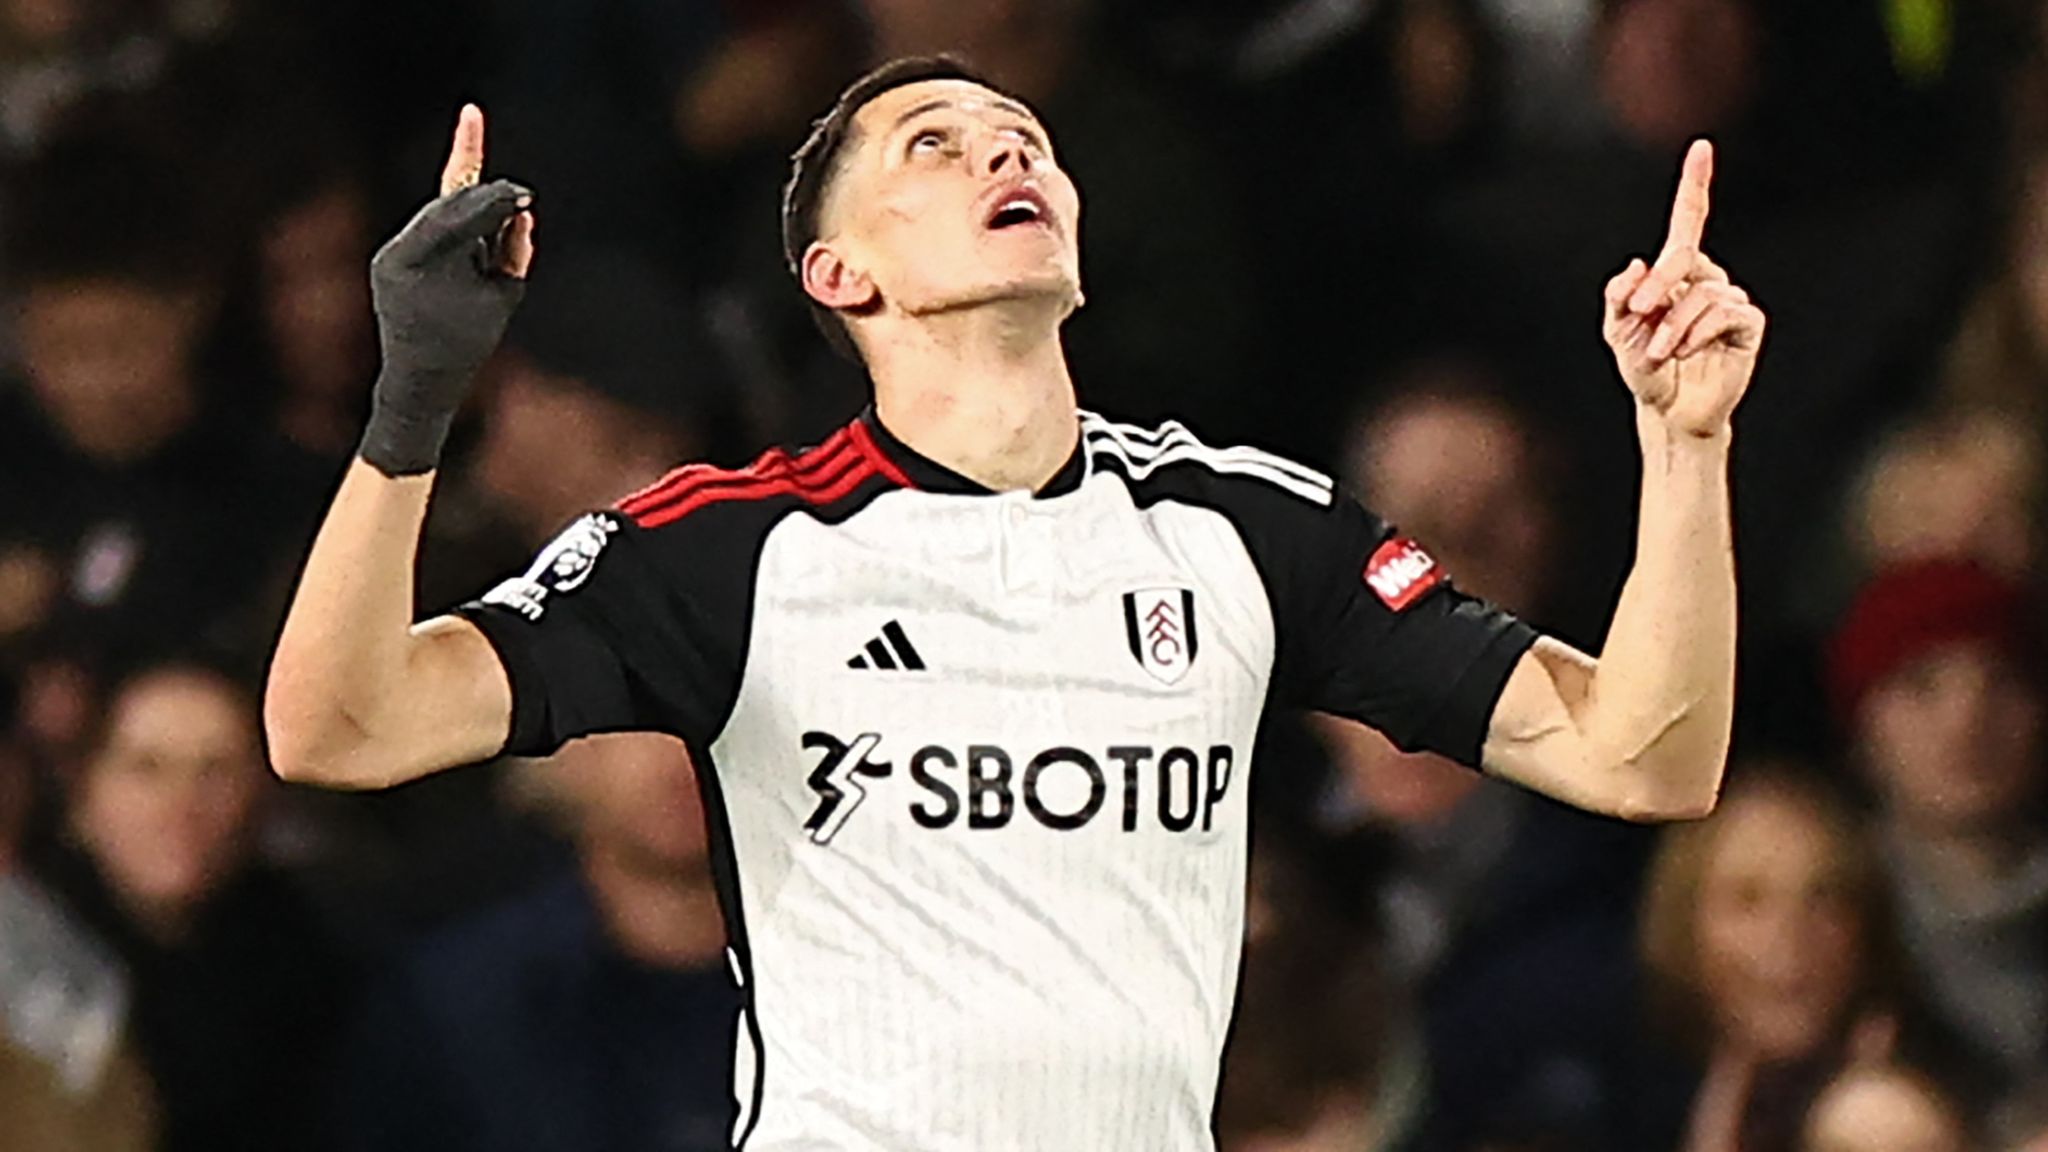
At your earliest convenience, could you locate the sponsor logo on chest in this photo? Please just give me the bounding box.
[800,731,1237,845]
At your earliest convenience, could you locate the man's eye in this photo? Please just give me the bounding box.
[910,129,947,154]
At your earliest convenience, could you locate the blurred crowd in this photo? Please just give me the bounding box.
[1,0,2047,1150]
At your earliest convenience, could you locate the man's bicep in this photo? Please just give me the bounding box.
[1277,497,1539,768]
[454,582,663,759]
[451,511,747,757]
[400,614,517,768]
[1479,637,1655,818]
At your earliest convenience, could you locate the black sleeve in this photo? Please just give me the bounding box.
[453,510,753,757]
[1259,492,1539,769]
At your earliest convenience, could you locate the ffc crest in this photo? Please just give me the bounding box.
[1123,587,1199,685]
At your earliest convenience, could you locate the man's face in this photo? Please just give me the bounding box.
[1694,788,1867,1062]
[1856,418,2040,581]
[476,358,661,544]
[814,79,1082,323]
[1352,395,1551,613]
[75,670,265,923]
[261,186,375,400]
[1600,0,1757,150]
[19,279,202,465]
[1859,641,2045,838]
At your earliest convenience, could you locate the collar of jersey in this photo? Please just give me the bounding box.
[860,407,1088,499]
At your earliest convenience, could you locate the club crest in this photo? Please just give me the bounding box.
[1123,587,1199,685]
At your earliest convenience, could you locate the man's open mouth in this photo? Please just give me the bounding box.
[985,186,1054,232]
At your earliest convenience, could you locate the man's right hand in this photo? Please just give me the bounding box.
[359,105,538,477]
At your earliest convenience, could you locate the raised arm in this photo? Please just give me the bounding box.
[1481,141,1764,822]
[265,107,537,789]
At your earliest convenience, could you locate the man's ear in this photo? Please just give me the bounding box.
[801,242,878,312]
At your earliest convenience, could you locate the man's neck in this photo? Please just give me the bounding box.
[867,304,1079,493]
[580,847,726,969]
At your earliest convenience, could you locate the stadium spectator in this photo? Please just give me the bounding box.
[211,154,388,598]
[255,170,380,470]
[1942,152,2048,421]
[470,248,732,549]
[1310,364,1646,1150]
[1846,407,2042,583]
[29,659,352,1152]
[461,0,726,265]
[0,1034,155,1152]
[344,732,739,1152]
[1800,1062,1973,1152]
[0,743,158,1152]
[1596,0,1758,155]
[1163,0,1509,452]
[1217,826,1400,1151]
[1627,764,1921,1152]
[1477,0,1603,146]
[1829,561,2048,1123]
[1312,368,1553,839]
[0,0,174,162]
[672,0,852,162]
[0,120,268,687]
[2002,1075,2048,1152]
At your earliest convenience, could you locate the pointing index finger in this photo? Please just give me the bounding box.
[440,104,486,198]
[1662,138,1713,259]
[1628,139,1715,314]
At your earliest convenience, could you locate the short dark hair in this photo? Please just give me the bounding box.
[781,54,1016,362]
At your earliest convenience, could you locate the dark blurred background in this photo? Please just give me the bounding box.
[1,1,2046,1150]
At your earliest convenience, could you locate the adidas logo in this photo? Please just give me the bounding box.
[848,621,926,671]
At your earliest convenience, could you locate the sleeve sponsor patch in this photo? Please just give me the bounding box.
[480,513,619,621]
[1363,536,1441,611]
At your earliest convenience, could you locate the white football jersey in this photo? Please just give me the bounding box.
[462,410,1535,1152]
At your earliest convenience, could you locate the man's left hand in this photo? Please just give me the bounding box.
[1602,140,1767,440]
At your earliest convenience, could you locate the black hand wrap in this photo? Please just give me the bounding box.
[359,179,533,477]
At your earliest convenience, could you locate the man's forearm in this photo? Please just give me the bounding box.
[265,460,513,787]
[1580,408,1737,813]
[266,115,534,787]
[265,463,434,780]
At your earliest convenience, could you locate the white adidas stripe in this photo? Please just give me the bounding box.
[1081,416,1333,504]
[1087,436,1334,505]
[1080,415,1333,490]
[1110,436,1336,490]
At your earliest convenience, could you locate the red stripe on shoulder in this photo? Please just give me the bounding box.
[621,422,908,529]
[633,455,880,529]
[616,427,857,520]
[617,462,716,517]
[849,420,915,489]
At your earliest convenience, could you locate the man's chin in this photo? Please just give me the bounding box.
[925,273,1081,317]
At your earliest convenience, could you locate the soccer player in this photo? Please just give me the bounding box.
[266,57,1765,1152]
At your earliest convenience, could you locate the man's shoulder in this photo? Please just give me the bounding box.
[1078,411,1336,511]
[466,421,907,631]
[614,417,905,538]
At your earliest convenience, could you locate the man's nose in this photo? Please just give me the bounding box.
[985,137,1032,176]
